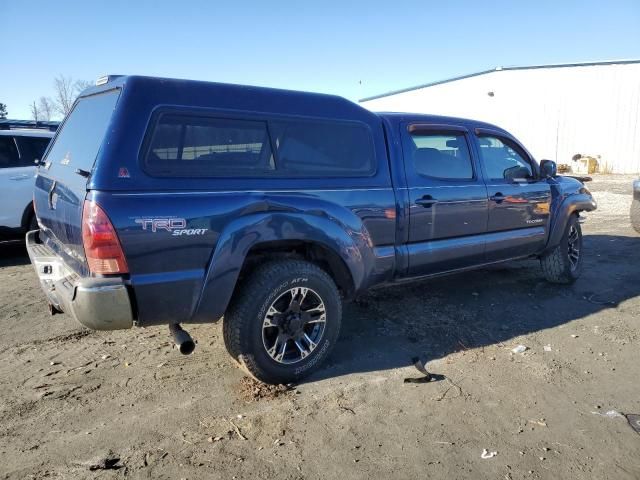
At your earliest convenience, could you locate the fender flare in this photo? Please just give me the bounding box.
[543,193,596,254]
[190,212,376,323]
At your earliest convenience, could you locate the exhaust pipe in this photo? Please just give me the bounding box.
[169,324,195,355]
[48,303,62,316]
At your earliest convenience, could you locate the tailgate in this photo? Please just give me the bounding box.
[34,89,120,275]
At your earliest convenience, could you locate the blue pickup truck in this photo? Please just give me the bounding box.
[27,76,596,384]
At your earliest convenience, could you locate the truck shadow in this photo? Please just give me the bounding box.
[0,242,30,267]
[311,234,639,382]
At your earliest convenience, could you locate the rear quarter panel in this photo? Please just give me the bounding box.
[84,77,398,326]
[97,188,397,326]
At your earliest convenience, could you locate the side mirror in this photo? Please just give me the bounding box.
[503,165,532,181]
[540,159,557,178]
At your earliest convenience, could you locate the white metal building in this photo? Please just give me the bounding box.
[360,60,640,174]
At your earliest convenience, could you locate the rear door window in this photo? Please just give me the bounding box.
[0,137,19,168]
[145,115,274,177]
[407,132,474,179]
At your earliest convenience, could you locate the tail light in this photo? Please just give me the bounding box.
[82,200,129,274]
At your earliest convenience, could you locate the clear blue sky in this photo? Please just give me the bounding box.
[2,0,639,119]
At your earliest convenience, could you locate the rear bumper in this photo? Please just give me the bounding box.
[26,230,134,330]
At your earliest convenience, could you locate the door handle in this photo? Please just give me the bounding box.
[415,195,438,208]
[490,193,506,203]
[9,174,30,181]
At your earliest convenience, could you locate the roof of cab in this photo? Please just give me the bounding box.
[375,112,509,134]
[79,75,381,125]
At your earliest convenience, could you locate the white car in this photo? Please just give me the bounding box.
[0,121,56,240]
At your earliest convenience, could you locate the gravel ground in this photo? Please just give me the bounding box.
[0,174,639,479]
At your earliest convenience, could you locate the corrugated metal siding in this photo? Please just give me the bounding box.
[361,63,640,173]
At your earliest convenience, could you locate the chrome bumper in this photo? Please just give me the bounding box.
[25,230,134,330]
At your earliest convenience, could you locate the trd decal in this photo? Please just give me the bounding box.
[172,228,208,236]
[134,218,208,236]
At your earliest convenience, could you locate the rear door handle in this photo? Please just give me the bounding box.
[490,193,506,203]
[415,196,438,208]
[9,174,30,181]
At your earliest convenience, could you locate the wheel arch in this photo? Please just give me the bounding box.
[239,239,356,299]
[543,193,595,254]
[190,212,374,323]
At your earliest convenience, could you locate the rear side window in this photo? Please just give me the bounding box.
[145,115,274,176]
[270,120,375,177]
[144,114,375,178]
[408,132,473,179]
[15,136,51,166]
[0,137,19,168]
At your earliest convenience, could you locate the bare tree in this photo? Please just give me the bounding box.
[75,80,92,93]
[52,75,76,117]
[30,101,40,122]
[38,97,54,121]
[51,76,93,117]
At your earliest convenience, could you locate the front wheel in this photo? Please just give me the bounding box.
[223,259,342,384]
[540,214,583,284]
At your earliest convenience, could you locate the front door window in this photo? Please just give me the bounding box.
[478,136,533,181]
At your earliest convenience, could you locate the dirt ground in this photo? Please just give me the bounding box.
[1,174,639,480]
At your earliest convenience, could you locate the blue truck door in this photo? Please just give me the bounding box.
[401,123,489,276]
[473,129,551,261]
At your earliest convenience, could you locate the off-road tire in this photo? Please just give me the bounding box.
[540,214,582,284]
[630,199,640,233]
[223,259,342,384]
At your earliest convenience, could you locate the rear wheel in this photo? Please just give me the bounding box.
[630,199,640,233]
[223,259,342,384]
[540,214,583,284]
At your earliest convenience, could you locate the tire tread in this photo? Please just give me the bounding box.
[223,259,341,384]
[540,214,581,284]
